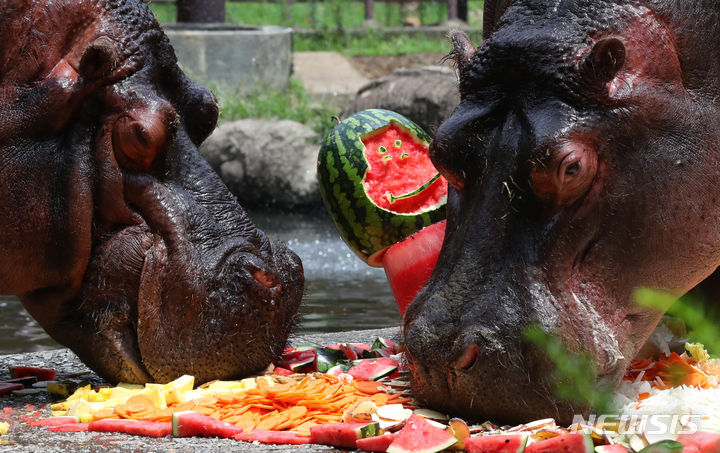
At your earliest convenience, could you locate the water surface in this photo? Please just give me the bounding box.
[0,209,400,354]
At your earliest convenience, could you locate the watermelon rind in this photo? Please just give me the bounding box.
[317,109,447,267]
[637,440,684,453]
[348,358,399,381]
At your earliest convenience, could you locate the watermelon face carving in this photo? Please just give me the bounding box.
[317,109,448,267]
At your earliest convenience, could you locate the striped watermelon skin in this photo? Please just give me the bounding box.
[317,109,447,267]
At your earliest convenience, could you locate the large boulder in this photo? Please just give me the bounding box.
[200,119,321,209]
[344,66,460,135]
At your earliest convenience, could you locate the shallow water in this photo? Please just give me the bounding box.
[0,209,400,354]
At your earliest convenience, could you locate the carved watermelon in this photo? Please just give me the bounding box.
[317,109,448,267]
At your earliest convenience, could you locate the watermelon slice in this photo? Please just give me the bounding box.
[677,431,720,452]
[309,422,380,448]
[276,347,318,373]
[525,432,594,453]
[29,416,79,427]
[234,429,312,445]
[347,357,399,381]
[463,433,528,453]
[0,382,24,395]
[357,433,399,452]
[387,414,458,453]
[88,419,172,437]
[317,109,447,267]
[172,411,243,438]
[382,220,446,315]
[47,423,89,432]
[9,366,57,381]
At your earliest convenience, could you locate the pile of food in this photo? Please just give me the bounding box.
[0,336,718,452]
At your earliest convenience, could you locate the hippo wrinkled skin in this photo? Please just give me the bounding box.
[404,0,720,423]
[0,0,303,384]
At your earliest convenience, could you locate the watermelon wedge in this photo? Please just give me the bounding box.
[235,429,312,445]
[525,432,594,453]
[0,382,24,395]
[387,414,458,453]
[464,433,528,453]
[47,423,89,432]
[382,219,446,315]
[357,433,399,452]
[309,422,380,448]
[172,411,243,438]
[29,416,79,427]
[347,357,399,381]
[9,366,57,381]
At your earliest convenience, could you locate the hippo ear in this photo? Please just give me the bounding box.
[448,31,476,78]
[483,0,514,40]
[582,37,626,89]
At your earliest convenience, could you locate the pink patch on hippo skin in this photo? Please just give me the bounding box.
[252,269,276,288]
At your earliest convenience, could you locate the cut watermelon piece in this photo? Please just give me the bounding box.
[276,347,318,373]
[1,376,38,387]
[382,220,446,315]
[172,411,243,438]
[464,433,528,453]
[0,383,24,395]
[234,429,312,445]
[29,416,79,427]
[676,431,720,453]
[348,357,399,381]
[387,414,458,453]
[372,337,399,354]
[357,433,399,452]
[526,432,594,453]
[317,109,447,267]
[88,419,172,437]
[309,422,380,448]
[47,423,89,432]
[9,366,57,381]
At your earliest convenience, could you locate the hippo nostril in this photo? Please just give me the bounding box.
[455,343,480,371]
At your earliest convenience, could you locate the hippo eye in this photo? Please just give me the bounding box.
[565,161,581,176]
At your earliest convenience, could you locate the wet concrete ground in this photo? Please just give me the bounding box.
[0,327,400,452]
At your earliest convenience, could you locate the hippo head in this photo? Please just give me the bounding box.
[0,0,303,384]
[404,0,720,423]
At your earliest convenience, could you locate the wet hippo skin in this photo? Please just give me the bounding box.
[0,0,303,384]
[404,0,720,424]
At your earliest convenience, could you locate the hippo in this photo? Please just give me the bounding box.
[0,0,303,385]
[404,0,720,424]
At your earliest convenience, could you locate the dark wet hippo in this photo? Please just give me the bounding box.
[404,0,720,423]
[0,0,303,384]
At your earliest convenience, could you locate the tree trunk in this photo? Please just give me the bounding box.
[177,0,226,23]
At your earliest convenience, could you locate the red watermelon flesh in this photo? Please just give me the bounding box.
[235,429,312,445]
[357,432,399,452]
[309,422,380,447]
[347,357,399,381]
[464,433,528,453]
[382,220,446,315]
[88,419,172,437]
[525,432,594,453]
[9,366,57,381]
[387,414,458,453]
[47,423,89,432]
[172,411,243,438]
[362,122,447,215]
[29,416,79,427]
[677,431,720,453]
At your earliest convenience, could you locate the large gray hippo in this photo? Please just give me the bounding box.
[404,0,720,423]
[0,0,303,384]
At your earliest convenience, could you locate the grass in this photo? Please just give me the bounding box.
[149,1,484,30]
[212,78,338,137]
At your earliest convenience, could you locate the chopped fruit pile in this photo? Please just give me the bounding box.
[2,337,720,452]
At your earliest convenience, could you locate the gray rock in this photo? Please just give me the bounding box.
[201,119,321,209]
[345,66,460,135]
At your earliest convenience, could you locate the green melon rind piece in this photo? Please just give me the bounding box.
[317,109,446,267]
[637,440,685,453]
